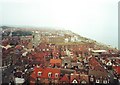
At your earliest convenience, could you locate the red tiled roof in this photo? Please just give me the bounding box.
[30,72,36,79]
[89,57,106,72]
[35,58,43,62]
[15,45,23,50]
[30,67,61,80]
[42,68,60,79]
[60,74,69,82]
[35,53,43,57]
[80,74,89,83]
[44,51,51,56]
[50,59,62,65]
[113,66,120,74]
[89,57,100,67]
[33,51,50,58]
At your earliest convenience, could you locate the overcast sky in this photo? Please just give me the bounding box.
[1,0,119,48]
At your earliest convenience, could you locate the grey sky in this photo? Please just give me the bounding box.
[1,0,119,48]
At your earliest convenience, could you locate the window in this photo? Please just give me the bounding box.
[81,80,87,84]
[90,75,94,82]
[96,79,100,83]
[103,80,108,84]
[72,79,78,83]
[43,49,45,51]
[55,73,59,78]
[38,71,42,76]
[90,77,94,82]
[46,49,49,51]
[37,78,40,81]
[48,72,52,78]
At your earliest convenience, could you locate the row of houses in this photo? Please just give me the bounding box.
[2,28,120,85]
[30,66,89,84]
[30,65,110,85]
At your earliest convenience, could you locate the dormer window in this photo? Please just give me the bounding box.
[43,49,45,51]
[90,75,94,82]
[81,80,87,84]
[103,79,108,84]
[72,79,78,83]
[90,77,94,82]
[48,72,52,78]
[55,73,59,78]
[36,65,40,68]
[38,71,42,76]
[96,79,100,83]
[107,61,112,66]
[37,78,40,81]
[46,49,49,51]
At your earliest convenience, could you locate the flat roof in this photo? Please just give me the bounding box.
[92,50,107,53]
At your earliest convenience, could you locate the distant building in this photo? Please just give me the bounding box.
[32,31,41,47]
